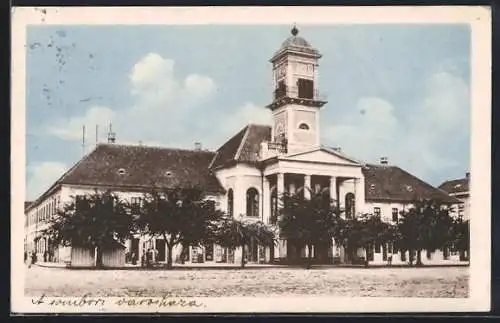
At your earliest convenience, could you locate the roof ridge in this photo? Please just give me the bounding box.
[235,124,252,161]
[215,125,249,153]
[246,123,271,129]
[208,150,219,169]
[98,143,215,154]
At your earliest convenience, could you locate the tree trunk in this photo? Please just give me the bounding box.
[364,245,369,267]
[96,247,103,268]
[416,249,423,267]
[306,244,313,269]
[408,249,414,267]
[241,245,246,268]
[166,243,173,269]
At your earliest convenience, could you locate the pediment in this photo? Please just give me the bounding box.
[284,148,361,166]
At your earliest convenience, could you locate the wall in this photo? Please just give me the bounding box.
[70,246,95,267]
[215,164,263,220]
[102,247,126,268]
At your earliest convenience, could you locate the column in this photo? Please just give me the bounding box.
[304,175,311,199]
[277,173,285,206]
[329,176,337,206]
[276,173,286,261]
[354,177,365,216]
[262,177,270,223]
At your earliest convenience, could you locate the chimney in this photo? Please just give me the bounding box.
[466,171,470,179]
[332,147,341,153]
[194,142,202,151]
[380,157,388,165]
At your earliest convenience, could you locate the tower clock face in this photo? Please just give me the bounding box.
[276,65,286,78]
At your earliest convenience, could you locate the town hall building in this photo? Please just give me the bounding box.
[25,26,463,267]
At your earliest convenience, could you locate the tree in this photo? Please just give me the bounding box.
[43,190,135,268]
[396,199,454,266]
[135,186,224,269]
[278,191,342,269]
[332,213,395,266]
[452,217,470,261]
[214,216,276,268]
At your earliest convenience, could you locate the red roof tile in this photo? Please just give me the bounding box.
[210,124,271,169]
[438,177,470,195]
[363,164,460,204]
[59,144,224,193]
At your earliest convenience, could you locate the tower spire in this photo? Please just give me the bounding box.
[291,24,299,36]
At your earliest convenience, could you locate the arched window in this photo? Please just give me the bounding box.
[246,188,259,217]
[298,123,310,130]
[227,189,234,217]
[345,193,355,218]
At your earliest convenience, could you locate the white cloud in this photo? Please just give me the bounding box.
[27,162,68,200]
[324,70,469,182]
[46,105,116,141]
[44,52,259,150]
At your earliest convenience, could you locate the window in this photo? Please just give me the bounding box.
[227,189,234,217]
[298,123,309,130]
[374,207,381,217]
[392,208,398,222]
[345,193,355,218]
[375,243,381,254]
[246,188,259,217]
[131,197,141,206]
[297,78,314,99]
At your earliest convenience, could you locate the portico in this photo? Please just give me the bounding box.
[257,148,365,263]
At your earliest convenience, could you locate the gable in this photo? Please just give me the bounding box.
[285,148,361,166]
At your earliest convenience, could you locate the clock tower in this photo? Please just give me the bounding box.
[267,26,327,155]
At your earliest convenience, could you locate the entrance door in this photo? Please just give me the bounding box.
[155,239,166,262]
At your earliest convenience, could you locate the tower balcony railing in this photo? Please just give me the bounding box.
[260,141,288,160]
[273,86,327,102]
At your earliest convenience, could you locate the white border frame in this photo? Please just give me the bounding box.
[11,6,491,313]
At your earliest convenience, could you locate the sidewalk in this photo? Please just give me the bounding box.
[32,261,469,270]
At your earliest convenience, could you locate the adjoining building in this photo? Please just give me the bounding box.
[25,26,464,267]
[439,172,471,221]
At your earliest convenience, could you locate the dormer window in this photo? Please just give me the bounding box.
[165,170,173,177]
[298,123,310,130]
[117,168,126,175]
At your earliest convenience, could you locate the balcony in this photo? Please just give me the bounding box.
[260,141,287,160]
[273,86,327,102]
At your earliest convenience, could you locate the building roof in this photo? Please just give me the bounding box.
[210,124,271,170]
[24,201,33,211]
[26,144,225,212]
[26,125,460,212]
[362,164,460,204]
[271,26,321,61]
[438,175,470,195]
[63,144,224,192]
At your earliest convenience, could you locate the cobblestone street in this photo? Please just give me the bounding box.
[25,265,469,298]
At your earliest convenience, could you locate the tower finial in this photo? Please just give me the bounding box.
[291,24,299,36]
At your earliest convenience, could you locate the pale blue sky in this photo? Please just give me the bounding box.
[26,24,471,200]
